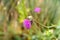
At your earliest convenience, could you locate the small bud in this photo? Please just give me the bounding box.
[34,7,41,13]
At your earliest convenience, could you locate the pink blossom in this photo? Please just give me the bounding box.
[34,7,41,13]
[23,19,31,29]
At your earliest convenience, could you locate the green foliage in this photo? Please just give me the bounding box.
[16,0,28,23]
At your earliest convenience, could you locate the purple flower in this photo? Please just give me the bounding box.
[34,7,41,13]
[23,19,31,29]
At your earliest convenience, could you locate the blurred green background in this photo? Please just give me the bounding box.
[0,0,60,40]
